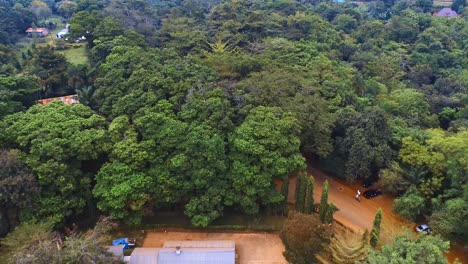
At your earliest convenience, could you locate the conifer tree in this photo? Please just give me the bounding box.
[370,209,383,248]
[325,202,338,224]
[304,176,315,214]
[295,172,307,212]
[319,180,329,223]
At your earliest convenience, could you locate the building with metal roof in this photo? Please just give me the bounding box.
[128,240,235,264]
[106,245,124,260]
[129,248,160,264]
[158,247,235,264]
[163,240,235,248]
[434,8,458,17]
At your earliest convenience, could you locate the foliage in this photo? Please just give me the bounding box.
[393,186,426,221]
[295,172,307,213]
[319,180,329,223]
[429,187,468,243]
[229,106,305,214]
[280,211,332,264]
[29,46,69,98]
[367,232,450,264]
[3,102,110,224]
[304,176,315,214]
[0,75,40,119]
[0,149,39,235]
[370,209,383,248]
[0,217,123,264]
[330,230,368,264]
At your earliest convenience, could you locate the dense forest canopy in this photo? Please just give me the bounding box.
[0,0,467,256]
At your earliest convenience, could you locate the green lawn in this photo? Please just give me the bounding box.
[57,44,88,65]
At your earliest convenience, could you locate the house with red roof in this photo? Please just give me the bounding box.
[25,27,49,37]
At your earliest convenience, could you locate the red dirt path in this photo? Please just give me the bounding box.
[293,161,467,263]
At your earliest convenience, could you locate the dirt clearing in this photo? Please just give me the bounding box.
[142,230,287,264]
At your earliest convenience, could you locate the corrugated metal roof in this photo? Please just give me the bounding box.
[163,240,235,249]
[158,248,235,264]
[38,94,79,106]
[107,245,124,260]
[129,248,160,264]
[25,28,48,33]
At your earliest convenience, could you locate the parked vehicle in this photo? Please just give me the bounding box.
[112,238,136,249]
[416,224,432,234]
[363,189,382,199]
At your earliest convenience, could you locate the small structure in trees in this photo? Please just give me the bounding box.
[25,27,49,37]
[434,8,458,17]
[38,94,79,105]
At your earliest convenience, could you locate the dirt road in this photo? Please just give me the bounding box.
[300,163,467,263]
[142,230,287,264]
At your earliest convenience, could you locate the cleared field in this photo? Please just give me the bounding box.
[57,44,88,65]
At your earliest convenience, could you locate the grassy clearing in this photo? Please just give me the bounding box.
[57,44,88,65]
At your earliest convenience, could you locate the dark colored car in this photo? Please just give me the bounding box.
[363,189,382,199]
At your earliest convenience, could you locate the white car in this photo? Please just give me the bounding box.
[416,224,432,234]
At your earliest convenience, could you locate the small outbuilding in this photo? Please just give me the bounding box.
[25,27,49,37]
[38,94,79,105]
[434,8,458,17]
[128,240,236,264]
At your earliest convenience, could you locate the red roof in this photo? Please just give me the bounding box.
[25,27,48,33]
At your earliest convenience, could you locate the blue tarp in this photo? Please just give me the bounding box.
[112,238,130,249]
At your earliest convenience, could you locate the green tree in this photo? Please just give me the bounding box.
[304,176,315,214]
[56,0,78,18]
[0,218,123,264]
[0,75,40,118]
[69,10,104,48]
[3,102,110,224]
[93,162,153,225]
[280,211,332,264]
[429,190,468,243]
[367,233,449,264]
[319,180,329,223]
[0,149,39,236]
[28,0,51,21]
[370,209,383,248]
[30,46,68,98]
[324,202,338,224]
[393,187,426,220]
[336,107,393,181]
[229,106,305,214]
[295,172,307,213]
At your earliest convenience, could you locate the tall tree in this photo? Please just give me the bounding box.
[304,176,315,214]
[0,149,39,236]
[280,211,332,264]
[295,172,307,213]
[229,106,305,214]
[325,202,338,224]
[3,102,110,224]
[319,180,329,223]
[370,209,383,248]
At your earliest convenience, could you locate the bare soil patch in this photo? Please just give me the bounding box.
[142,230,287,264]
